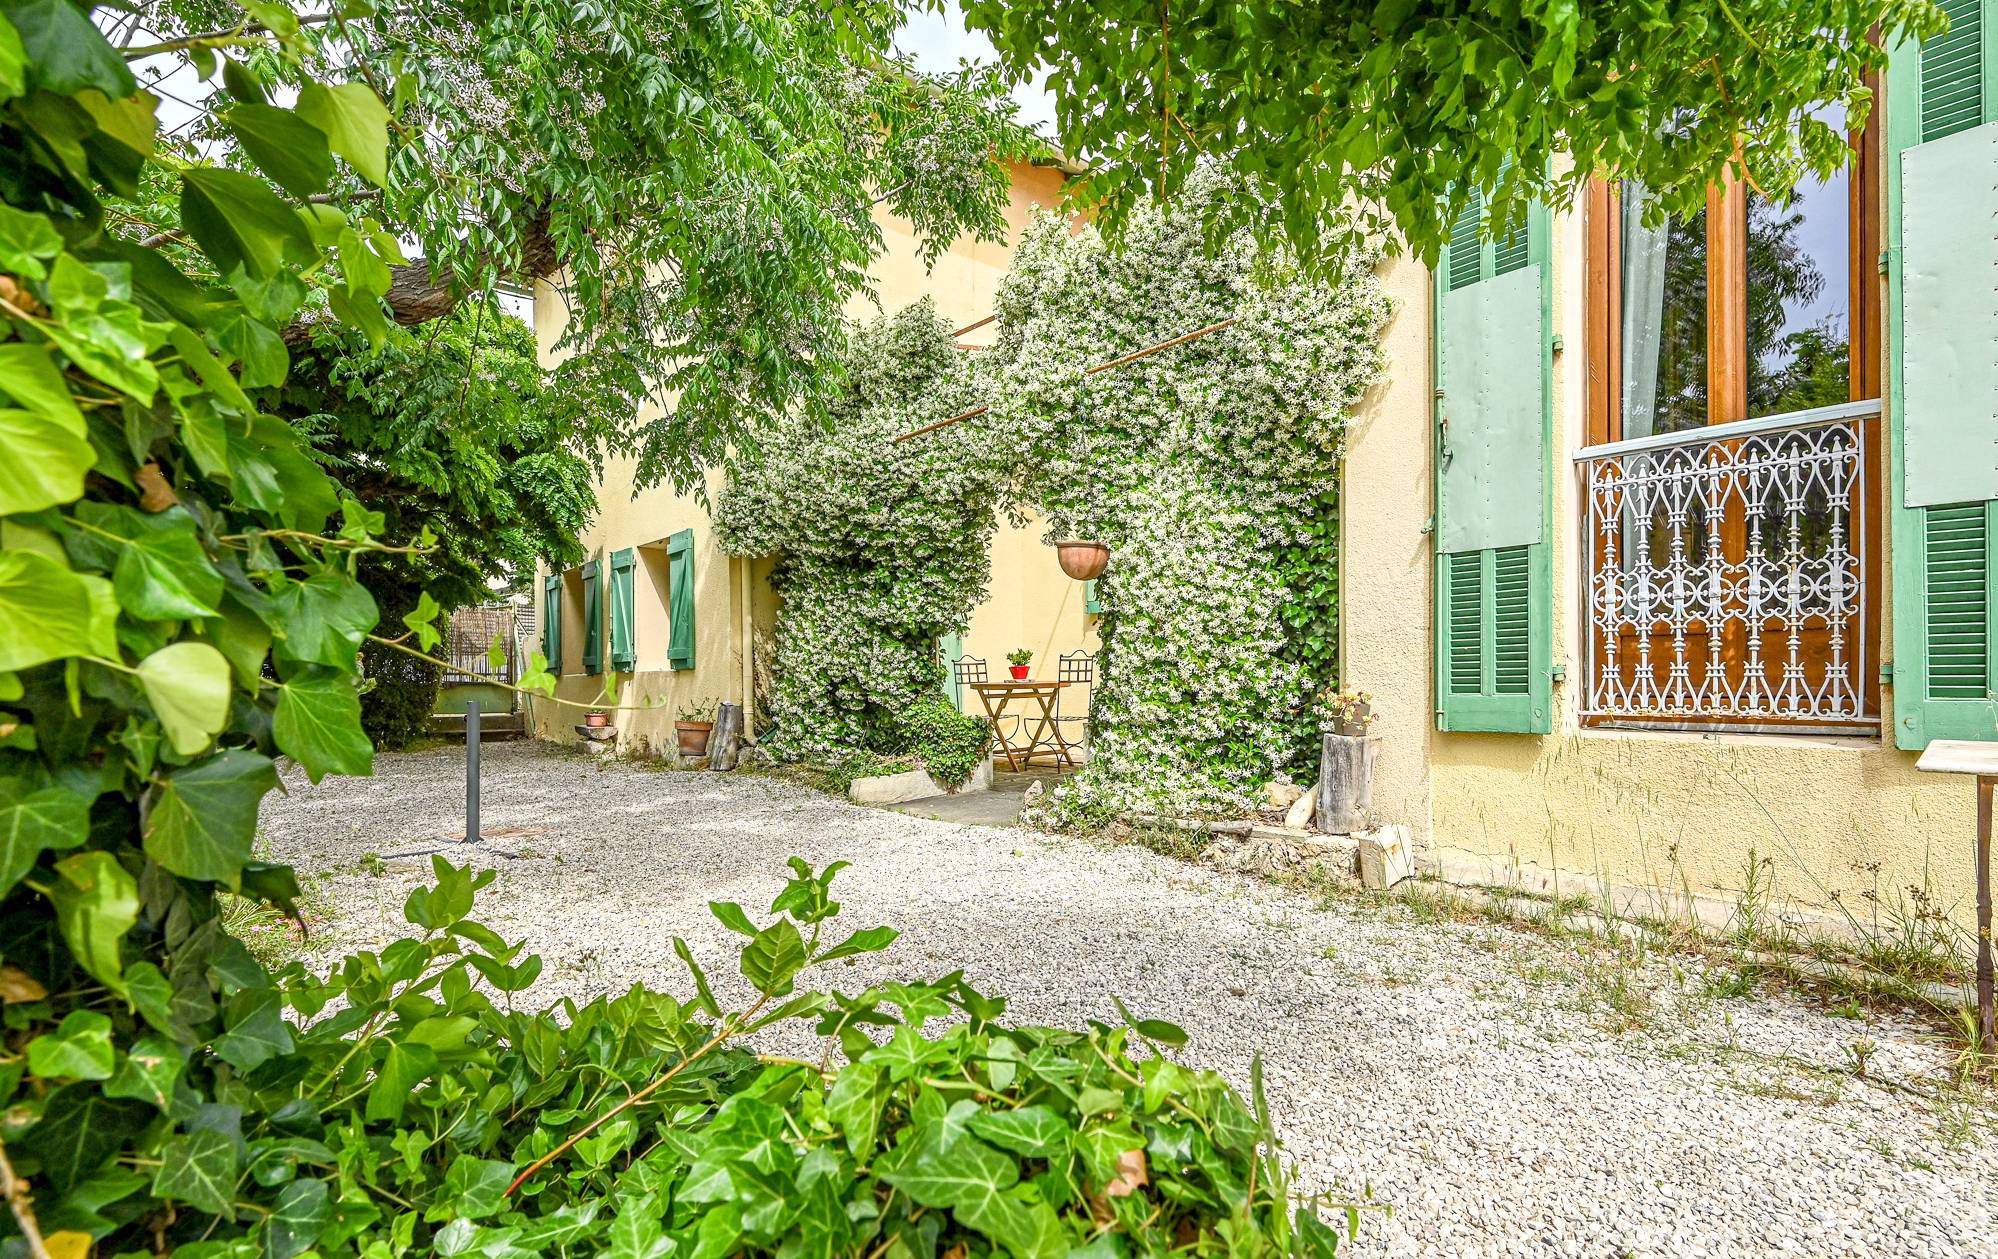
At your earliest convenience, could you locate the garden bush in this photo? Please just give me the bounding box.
[900,692,991,787]
[359,634,444,751]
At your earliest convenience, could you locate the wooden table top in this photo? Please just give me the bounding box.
[970,679,1068,692]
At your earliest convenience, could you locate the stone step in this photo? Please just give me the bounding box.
[426,711,523,740]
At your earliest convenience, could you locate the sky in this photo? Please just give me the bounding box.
[894,2,1057,137]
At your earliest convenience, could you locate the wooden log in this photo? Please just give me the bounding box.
[1316,734,1380,835]
[707,702,744,771]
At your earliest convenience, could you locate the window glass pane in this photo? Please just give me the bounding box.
[1747,107,1852,415]
[1620,181,1708,437]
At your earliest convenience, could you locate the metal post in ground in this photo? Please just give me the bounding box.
[466,700,481,843]
[1978,774,1994,1052]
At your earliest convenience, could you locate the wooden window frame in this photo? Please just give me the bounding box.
[1587,110,1883,443]
[1581,101,1885,730]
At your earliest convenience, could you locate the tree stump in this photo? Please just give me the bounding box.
[707,702,744,771]
[1316,734,1380,835]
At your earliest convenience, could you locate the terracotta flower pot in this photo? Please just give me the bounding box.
[1055,539,1109,581]
[1009,664,1030,680]
[585,711,609,729]
[676,720,714,756]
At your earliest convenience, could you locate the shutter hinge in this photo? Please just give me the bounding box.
[1550,333,1564,353]
[1878,249,1891,276]
[1420,515,1435,536]
[1550,663,1567,682]
[1879,661,1894,684]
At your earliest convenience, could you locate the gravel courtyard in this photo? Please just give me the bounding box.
[261,741,1998,1259]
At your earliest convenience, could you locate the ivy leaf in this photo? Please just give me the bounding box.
[364,1041,439,1123]
[103,1033,184,1109]
[50,851,137,994]
[273,668,373,782]
[0,15,23,110]
[223,102,334,199]
[0,407,92,512]
[264,1176,331,1259]
[0,774,87,896]
[16,1084,151,1196]
[824,1062,890,1157]
[180,165,316,280]
[402,591,442,652]
[740,918,806,997]
[5,0,136,97]
[213,986,293,1071]
[136,641,232,756]
[294,81,390,185]
[0,205,62,278]
[0,550,105,671]
[439,1155,515,1220]
[966,1105,1071,1159]
[76,504,223,621]
[143,750,279,884]
[271,573,378,671]
[27,1010,115,1080]
[153,1126,239,1219]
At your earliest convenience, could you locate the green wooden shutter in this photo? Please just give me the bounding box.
[581,560,602,675]
[1432,194,1554,733]
[941,632,965,706]
[542,572,561,674]
[609,548,636,672]
[1887,0,1998,748]
[1083,579,1102,614]
[667,529,695,670]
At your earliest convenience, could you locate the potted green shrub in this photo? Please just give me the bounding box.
[1007,647,1033,680]
[676,695,719,755]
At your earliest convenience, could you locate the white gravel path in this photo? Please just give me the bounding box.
[261,741,1998,1259]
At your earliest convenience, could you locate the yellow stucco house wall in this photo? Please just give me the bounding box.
[1343,89,1985,934]
[528,160,1098,753]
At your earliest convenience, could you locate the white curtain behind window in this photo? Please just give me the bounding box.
[1620,181,1670,440]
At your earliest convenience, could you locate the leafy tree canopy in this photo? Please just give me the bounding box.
[961,0,1941,260]
[109,0,1035,489]
[282,301,603,613]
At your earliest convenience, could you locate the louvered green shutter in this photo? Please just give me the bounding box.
[941,632,964,705]
[580,560,602,674]
[1083,579,1102,614]
[667,529,695,670]
[609,548,636,672]
[542,572,561,674]
[1432,193,1554,733]
[1887,0,1998,748]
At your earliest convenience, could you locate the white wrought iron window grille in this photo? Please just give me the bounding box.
[1577,402,1877,732]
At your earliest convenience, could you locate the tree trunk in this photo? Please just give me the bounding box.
[707,702,744,771]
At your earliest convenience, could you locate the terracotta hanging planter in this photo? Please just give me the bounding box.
[1055,539,1109,581]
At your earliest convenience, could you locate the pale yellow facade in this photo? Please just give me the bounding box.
[528,161,1097,752]
[1342,189,1982,933]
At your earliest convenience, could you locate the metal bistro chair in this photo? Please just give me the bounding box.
[953,655,1018,745]
[1052,649,1094,758]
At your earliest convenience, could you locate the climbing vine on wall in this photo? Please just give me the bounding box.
[720,174,1388,818]
[985,170,1390,821]
[714,303,1007,759]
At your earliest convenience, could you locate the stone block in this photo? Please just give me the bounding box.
[848,757,992,805]
[1284,785,1316,830]
[1358,824,1416,890]
[1264,781,1304,809]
